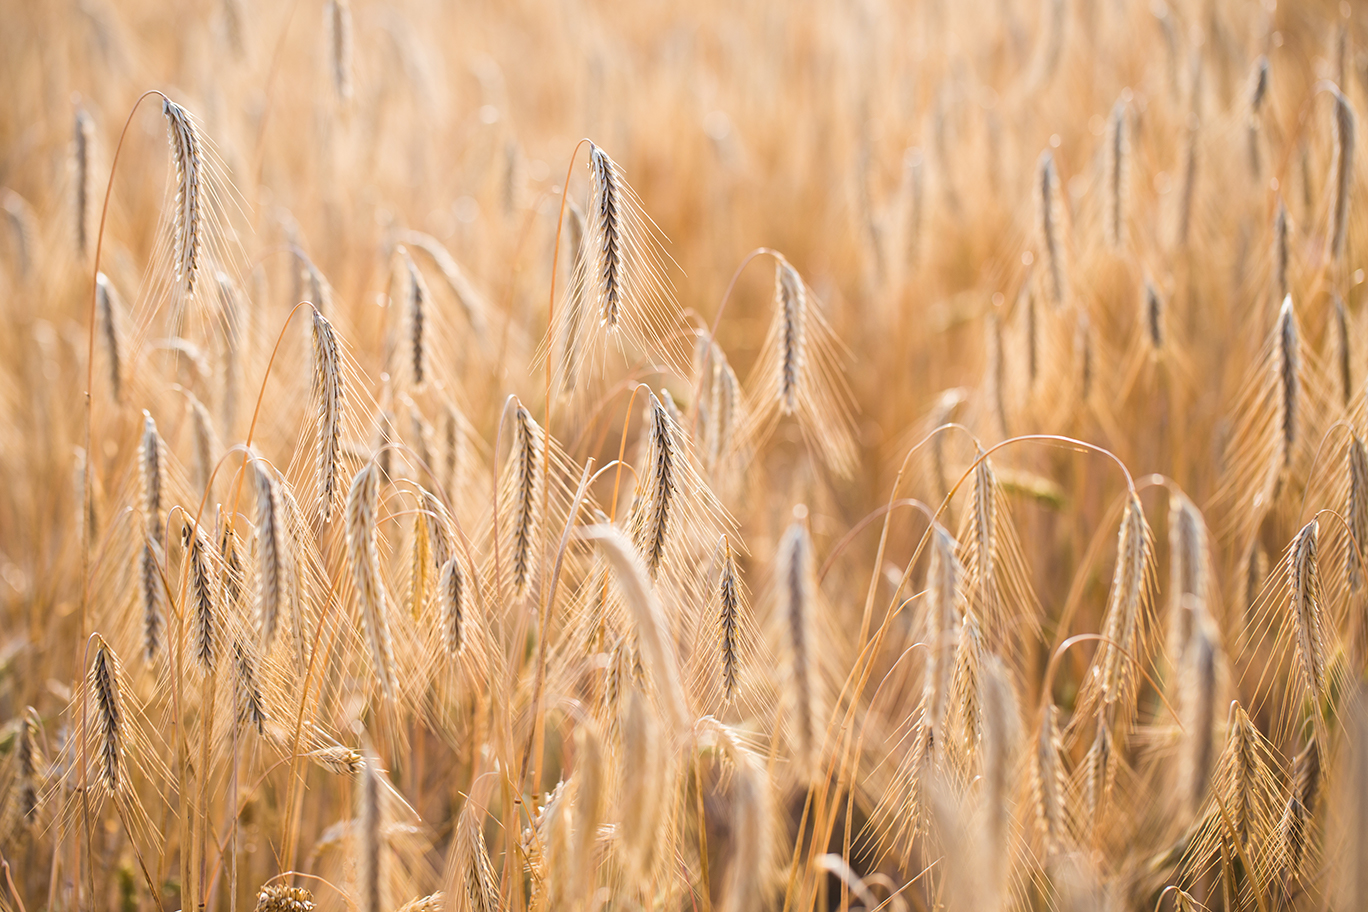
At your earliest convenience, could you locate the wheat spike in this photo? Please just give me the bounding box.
[140,543,164,661]
[313,309,344,522]
[89,637,124,795]
[1286,519,1327,710]
[779,518,817,780]
[924,523,961,742]
[1331,86,1355,265]
[507,402,544,600]
[74,108,94,257]
[437,557,465,658]
[253,456,285,648]
[1037,150,1067,306]
[141,411,164,543]
[233,641,268,735]
[162,98,203,300]
[401,250,428,388]
[1276,295,1299,470]
[1335,293,1352,407]
[1095,491,1153,726]
[185,522,217,671]
[255,885,315,912]
[347,463,396,701]
[630,390,678,578]
[1348,435,1368,591]
[777,259,806,415]
[588,143,624,328]
[1033,703,1068,856]
[327,0,354,104]
[717,535,741,704]
[95,273,122,401]
[1106,98,1127,249]
[1281,738,1320,873]
[1248,56,1270,175]
[1144,279,1163,351]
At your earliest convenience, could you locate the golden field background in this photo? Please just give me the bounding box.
[2,0,1368,911]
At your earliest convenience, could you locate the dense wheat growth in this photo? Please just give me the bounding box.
[7,1,1368,910]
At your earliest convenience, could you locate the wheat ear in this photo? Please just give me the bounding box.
[162,98,203,300]
[253,457,285,648]
[90,637,124,795]
[508,402,544,600]
[1331,86,1355,265]
[347,463,396,701]
[312,310,344,522]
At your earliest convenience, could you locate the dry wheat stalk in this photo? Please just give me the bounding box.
[359,753,383,912]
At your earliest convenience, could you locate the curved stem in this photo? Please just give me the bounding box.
[80,87,166,910]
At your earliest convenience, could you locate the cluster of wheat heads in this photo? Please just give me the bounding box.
[10,0,1368,911]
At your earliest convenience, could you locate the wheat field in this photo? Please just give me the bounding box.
[2,0,1368,910]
